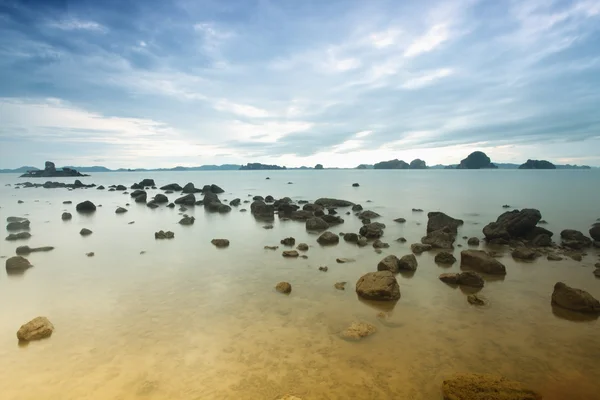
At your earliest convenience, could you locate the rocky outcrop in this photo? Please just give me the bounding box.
[359,222,385,239]
[518,159,556,169]
[373,159,409,169]
[6,232,32,241]
[306,217,329,231]
[251,200,275,220]
[275,282,292,294]
[174,193,196,206]
[434,251,457,264]
[80,228,93,236]
[76,200,96,213]
[409,159,427,169]
[355,271,400,300]
[551,282,600,313]
[17,316,54,342]
[314,198,354,207]
[460,250,506,275]
[482,209,543,242]
[317,231,339,245]
[456,151,497,169]
[6,256,33,272]
[211,239,230,248]
[560,229,592,249]
[442,373,541,400]
[439,271,484,287]
[19,161,88,178]
[7,219,30,231]
[339,322,376,341]
[153,194,169,203]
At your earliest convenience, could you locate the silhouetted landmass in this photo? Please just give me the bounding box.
[409,159,427,169]
[556,164,591,169]
[239,163,286,170]
[456,151,497,169]
[19,161,89,178]
[374,159,409,169]
[518,159,556,169]
[64,166,112,172]
[0,166,39,173]
[314,164,324,170]
[356,164,373,169]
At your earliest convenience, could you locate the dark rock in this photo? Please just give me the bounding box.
[6,232,32,241]
[467,237,480,246]
[134,192,147,203]
[86,252,94,257]
[264,195,274,203]
[547,254,562,261]
[280,237,296,246]
[355,271,400,301]
[6,218,30,231]
[139,179,155,187]
[318,266,328,272]
[352,183,360,187]
[460,250,506,275]
[351,204,363,212]
[427,212,464,234]
[412,208,423,212]
[154,194,169,203]
[467,294,487,306]
[334,282,347,290]
[336,258,354,263]
[296,243,309,251]
[251,200,274,220]
[359,210,380,219]
[442,373,541,400]
[290,210,313,221]
[62,201,72,204]
[218,204,232,213]
[317,231,339,245]
[421,227,456,249]
[439,271,484,287]
[357,238,369,247]
[80,228,93,236]
[483,209,542,241]
[306,217,329,231]
[398,254,417,271]
[130,183,143,190]
[435,251,457,264]
[61,212,72,220]
[589,223,600,241]
[230,198,241,206]
[210,184,224,194]
[411,243,432,254]
[97,185,105,190]
[130,189,145,198]
[327,208,337,215]
[76,200,96,213]
[314,198,354,207]
[6,255,33,272]
[155,230,175,239]
[182,183,201,193]
[179,216,195,225]
[511,247,538,260]
[174,193,196,206]
[560,229,592,249]
[321,214,344,225]
[167,203,175,208]
[211,239,230,247]
[551,282,600,313]
[359,222,385,239]
[16,245,54,255]
[372,239,389,249]
[275,282,292,293]
[282,250,299,257]
[264,246,278,250]
[519,159,556,169]
[377,255,401,273]
[160,183,183,191]
[344,233,359,243]
[502,204,511,208]
[394,218,406,223]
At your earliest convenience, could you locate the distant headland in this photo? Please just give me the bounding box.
[19,161,89,178]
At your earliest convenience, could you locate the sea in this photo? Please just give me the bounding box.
[0,169,599,400]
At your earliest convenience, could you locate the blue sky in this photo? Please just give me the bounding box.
[1,0,599,168]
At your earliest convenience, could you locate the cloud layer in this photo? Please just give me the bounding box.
[1,0,599,168]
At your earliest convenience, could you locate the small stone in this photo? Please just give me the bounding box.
[280,237,296,246]
[336,258,355,263]
[61,212,72,221]
[296,243,309,251]
[115,207,128,214]
[318,266,328,272]
[339,322,376,341]
[155,230,175,239]
[179,216,195,225]
[372,239,389,249]
[63,201,72,204]
[467,294,487,306]
[394,218,406,223]
[80,228,92,236]
[412,208,423,212]
[334,282,347,290]
[211,239,230,248]
[17,316,54,342]
[396,237,407,243]
[263,224,274,229]
[282,250,299,258]
[467,237,480,246]
[357,238,369,247]
[264,246,279,250]
[86,252,95,257]
[276,282,292,294]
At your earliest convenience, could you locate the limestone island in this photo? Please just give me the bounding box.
[20,161,89,178]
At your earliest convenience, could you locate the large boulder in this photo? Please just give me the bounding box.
[483,209,541,241]
[359,222,385,239]
[442,373,541,400]
[377,255,401,273]
[426,212,463,234]
[182,182,201,193]
[130,189,146,198]
[6,256,33,272]
[355,271,400,301]
[321,214,344,225]
[439,271,484,287]
[153,194,169,203]
[134,192,147,203]
[560,229,592,249]
[7,220,30,231]
[398,254,418,271]
[344,233,359,243]
[139,178,155,187]
[434,251,457,264]
[17,316,54,342]
[358,210,380,220]
[460,250,506,275]
[551,282,600,313]
[210,184,225,194]
[314,198,354,207]
[160,183,182,191]
[411,243,432,254]
[251,200,274,220]
[306,217,329,231]
[317,231,339,245]
[590,223,600,241]
[76,200,96,213]
[421,227,456,249]
[174,193,196,206]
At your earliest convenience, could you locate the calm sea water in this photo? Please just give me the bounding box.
[0,169,599,400]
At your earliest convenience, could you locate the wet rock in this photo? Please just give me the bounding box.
[209,184,224,194]
[6,255,33,272]
[356,271,400,301]
[251,200,275,220]
[76,200,96,213]
[179,216,195,225]
[547,253,562,261]
[357,238,369,247]
[275,282,292,294]
[218,204,232,213]
[7,219,31,230]
[281,237,296,246]
[483,209,542,241]
[372,239,389,249]
[336,258,355,263]
[62,201,72,204]
[398,254,418,271]
[264,246,279,250]
[551,282,600,313]
[240,208,247,212]
[16,246,54,255]
[377,255,401,273]
[334,282,347,290]
[317,231,339,245]
[296,243,309,251]
[153,194,169,204]
[594,269,600,277]
[351,204,363,212]
[467,294,487,306]
[461,250,506,275]
[427,211,464,234]
[282,250,299,258]
[134,192,147,203]
[412,208,423,212]
[359,210,380,219]
[512,247,538,261]
[421,227,456,249]
[531,233,552,247]
[442,373,541,400]
[146,201,159,209]
[394,218,406,223]
[352,183,360,187]
[263,224,274,229]
[230,198,241,206]
[565,251,583,262]
[17,316,54,342]
[160,183,183,191]
[434,251,457,264]
[6,232,32,241]
[467,237,480,246]
[139,178,155,187]
[211,239,230,248]
[182,183,201,194]
[17,200,24,204]
[321,214,344,225]
[86,252,95,257]
[411,243,432,254]
[343,233,359,243]
[115,207,128,214]
[264,195,275,203]
[396,237,407,243]
[155,230,175,239]
[318,266,328,272]
[359,222,385,239]
[339,322,376,341]
[439,271,484,288]
[560,229,592,249]
[167,203,175,208]
[314,198,354,207]
[174,193,196,206]
[97,185,105,190]
[589,223,600,241]
[80,228,93,236]
[306,217,329,231]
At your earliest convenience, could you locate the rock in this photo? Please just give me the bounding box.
[511,247,538,260]
[594,269,600,277]
[209,184,224,194]
[547,253,563,261]
[80,228,93,236]
[147,201,161,209]
[372,239,389,249]
[565,251,583,261]
[15,246,54,255]
[355,271,400,301]
[377,255,401,273]
[560,229,592,249]
[60,212,72,221]
[6,256,33,272]
[334,282,347,290]
[263,224,274,229]
[412,208,423,212]
[280,237,296,246]
[439,271,484,287]
[531,233,552,247]
[167,203,175,208]
[314,198,354,207]
[275,282,292,294]
[589,223,600,241]
[343,233,359,243]
[211,239,230,248]
[7,219,31,230]
[427,211,464,234]
[442,373,541,400]
[96,185,105,190]
[17,316,54,342]
[155,230,175,239]
[321,214,344,225]
[483,209,542,241]
[264,246,279,250]
[160,183,183,191]
[461,250,506,275]
[317,231,339,245]
[396,237,407,243]
[357,238,369,247]
[130,189,145,198]
[115,207,128,214]
[139,178,155,187]
[339,322,376,341]
[467,294,487,306]
[174,193,196,206]
[62,201,72,204]
[318,266,328,272]
[230,198,241,206]
[502,204,511,208]
[394,218,406,223]
[411,243,432,254]
[359,210,380,219]
[86,252,94,257]
[182,183,200,193]
[282,250,299,257]
[134,192,147,203]
[115,184,127,191]
[352,204,363,212]
[251,200,275,220]
[336,258,355,263]
[551,282,600,313]
[434,251,457,264]
[179,216,195,225]
[5,232,32,241]
[296,243,309,251]
[359,222,384,239]
[218,204,232,213]
[421,227,456,249]
[352,183,360,187]
[398,254,418,271]
[467,237,480,246]
[76,200,96,213]
[153,194,169,203]
[306,217,329,231]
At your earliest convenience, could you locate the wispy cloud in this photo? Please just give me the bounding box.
[49,19,107,32]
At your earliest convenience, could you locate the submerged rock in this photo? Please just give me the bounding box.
[439,271,484,288]
[282,250,299,257]
[343,233,359,243]
[174,193,196,206]
[280,237,296,246]
[410,243,432,254]
[115,207,128,214]
[80,228,93,236]
[179,216,195,225]
[359,210,380,219]
[296,243,309,251]
[460,250,506,275]
[6,232,32,241]
[6,255,33,272]
[394,218,406,223]
[442,373,541,400]
[160,183,183,191]
[61,212,72,221]
[264,246,279,250]
[372,239,389,249]
[211,239,230,248]
[551,282,600,313]
[334,282,347,290]
[317,231,339,245]
[512,247,539,261]
[355,271,400,301]
[17,316,54,342]
[339,322,376,341]
[275,282,292,294]
[359,222,385,239]
[467,294,487,306]
[336,258,355,263]
[7,220,30,230]
[434,251,457,264]
[467,237,480,246]
[76,200,96,213]
[306,217,329,231]
[16,245,54,255]
[155,230,175,239]
[314,198,354,207]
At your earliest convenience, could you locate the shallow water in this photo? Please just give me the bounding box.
[0,170,599,400]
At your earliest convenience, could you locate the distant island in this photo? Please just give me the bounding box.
[19,161,89,178]
[239,163,286,170]
[518,159,556,169]
[456,151,497,169]
[372,158,428,169]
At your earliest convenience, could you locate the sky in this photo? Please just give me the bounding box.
[1,0,599,169]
